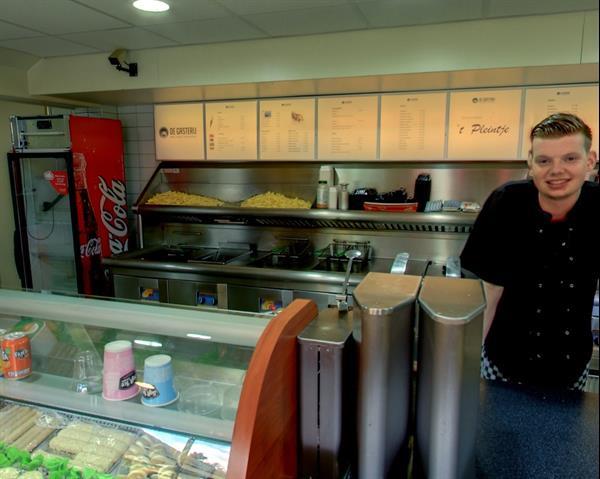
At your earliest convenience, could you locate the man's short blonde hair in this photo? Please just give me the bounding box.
[530,112,592,152]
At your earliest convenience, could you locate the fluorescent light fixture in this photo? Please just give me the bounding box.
[186,333,212,341]
[134,339,163,348]
[133,0,170,12]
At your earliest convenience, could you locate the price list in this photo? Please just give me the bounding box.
[521,85,599,157]
[259,98,315,160]
[206,101,257,160]
[380,92,447,160]
[317,96,378,160]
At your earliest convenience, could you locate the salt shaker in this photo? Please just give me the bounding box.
[339,183,349,210]
[328,186,338,210]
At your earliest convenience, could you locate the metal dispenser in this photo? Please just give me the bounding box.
[298,308,356,478]
[415,276,485,479]
[353,272,422,478]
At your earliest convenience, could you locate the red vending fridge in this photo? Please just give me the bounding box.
[7,115,129,295]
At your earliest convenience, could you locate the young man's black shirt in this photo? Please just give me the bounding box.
[460,180,599,388]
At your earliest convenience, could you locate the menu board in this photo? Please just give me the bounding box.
[447,89,522,160]
[259,98,315,160]
[521,85,599,157]
[317,96,378,160]
[380,92,447,160]
[205,101,257,160]
[154,103,204,160]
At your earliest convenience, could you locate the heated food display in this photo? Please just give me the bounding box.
[146,192,224,207]
[240,192,311,209]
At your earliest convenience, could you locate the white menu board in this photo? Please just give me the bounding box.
[259,98,315,160]
[206,101,257,160]
[317,96,378,160]
[154,103,204,160]
[380,92,447,160]
[447,89,522,160]
[521,85,599,158]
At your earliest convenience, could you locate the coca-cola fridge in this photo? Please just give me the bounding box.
[7,115,129,296]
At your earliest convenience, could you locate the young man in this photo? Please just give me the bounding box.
[461,112,599,390]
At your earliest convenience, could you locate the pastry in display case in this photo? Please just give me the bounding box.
[0,289,317,478]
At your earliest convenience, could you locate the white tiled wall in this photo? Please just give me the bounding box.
[117,104,157,209]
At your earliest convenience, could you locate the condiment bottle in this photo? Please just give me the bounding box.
[328,186,338,210]
[339,183,349,210]
[316,180,328,209]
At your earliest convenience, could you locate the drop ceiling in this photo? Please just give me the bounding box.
[0,0,597,61]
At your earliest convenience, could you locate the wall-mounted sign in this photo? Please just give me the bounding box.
[447,89,522,160]
[154,103,204,160]
[259,98,315,160]
[380,92,447,160]
[206,101,257,160]
[317,95,378,160]
[521,85,599,158]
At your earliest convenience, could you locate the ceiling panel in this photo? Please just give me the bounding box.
[0,36,98,57]
[76,0,230,26]
[244,5,368,36]
[219,0,350,16]
[61,27,177,51]
[0,20,42,40]
[0,0,596,61]
[486,0,598,17]
[145,16,267,44]
[356,0,483,28]
[0,0,128,35]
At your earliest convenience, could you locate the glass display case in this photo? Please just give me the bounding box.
[0,289,314,478]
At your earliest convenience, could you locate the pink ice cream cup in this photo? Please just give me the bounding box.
[102,340,139,401]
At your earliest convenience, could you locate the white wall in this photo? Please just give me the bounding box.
[28,12,597,98]
[0,100,45,289]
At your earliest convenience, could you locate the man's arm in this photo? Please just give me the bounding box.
[482,281,504,344]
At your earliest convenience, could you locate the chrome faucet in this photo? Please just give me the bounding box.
[336,249,362,312]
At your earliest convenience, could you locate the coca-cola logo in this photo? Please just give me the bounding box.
[80,237,101,257]
[98,176,129,255]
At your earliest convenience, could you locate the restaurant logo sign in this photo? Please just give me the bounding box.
[154,103,205,160]
[157,125,197,138]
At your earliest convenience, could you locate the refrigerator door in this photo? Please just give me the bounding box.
[8,153,79,293]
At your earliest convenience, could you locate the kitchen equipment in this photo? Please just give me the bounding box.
[349,187,378,210]
[414,173,432,212]
[391,252,410,274]
[336,249,362,312]
[8,115,129,295]
[415,276,485,479]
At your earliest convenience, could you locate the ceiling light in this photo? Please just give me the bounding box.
[133,0,170,13]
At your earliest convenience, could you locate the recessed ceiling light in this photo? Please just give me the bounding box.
[133,0,170,13]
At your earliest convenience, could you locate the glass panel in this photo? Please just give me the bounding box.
[0,310,254,439]
[20,156,77,292]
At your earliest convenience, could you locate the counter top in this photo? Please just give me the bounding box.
[476,381,599,479]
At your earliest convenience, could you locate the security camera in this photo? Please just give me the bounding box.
[108,48,138,77]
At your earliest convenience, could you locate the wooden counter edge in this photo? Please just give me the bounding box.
[227,299,319,479]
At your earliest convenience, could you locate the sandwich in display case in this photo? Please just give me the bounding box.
[0,289,317,478]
